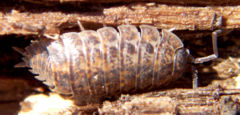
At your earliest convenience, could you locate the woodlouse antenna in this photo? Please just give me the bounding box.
[193,29,222,64]
[191,29,222,88]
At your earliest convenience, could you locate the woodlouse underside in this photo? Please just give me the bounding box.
[14,25,221,105]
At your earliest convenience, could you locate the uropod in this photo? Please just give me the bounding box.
[14,25,221,105]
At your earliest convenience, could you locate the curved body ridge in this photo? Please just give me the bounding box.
[23,25,187,105]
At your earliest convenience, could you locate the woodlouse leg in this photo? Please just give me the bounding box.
[77,21,85,31]
[192,65,198,89]
[193,29,222,64]
[168,28,176,32]
[43,34,59,40]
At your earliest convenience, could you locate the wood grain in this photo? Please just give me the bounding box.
[0,3,240,36]
[21,0,240,5]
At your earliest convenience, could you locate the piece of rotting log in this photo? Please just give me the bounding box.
[1,3,240,36]
[20,0,240,6]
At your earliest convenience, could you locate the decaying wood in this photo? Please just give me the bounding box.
[1,2,240,36]
[20,0,240,6]
[0,75,46,115]
[18,87,240,114]
[0,77,31,101]
[99,88,240,114]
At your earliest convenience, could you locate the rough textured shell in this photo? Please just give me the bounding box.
[23,25,188,105]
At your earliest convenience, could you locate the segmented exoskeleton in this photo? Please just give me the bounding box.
[14,25,220,105]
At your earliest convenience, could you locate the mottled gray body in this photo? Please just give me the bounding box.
[22,25,190,105]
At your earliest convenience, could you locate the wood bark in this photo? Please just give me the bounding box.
[0,2,240,36]
[20,0,240,5]
[99,88,240,115]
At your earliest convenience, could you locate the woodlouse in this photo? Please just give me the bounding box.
[14,24,221,105]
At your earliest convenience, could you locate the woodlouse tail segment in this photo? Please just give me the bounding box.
[14,62,28,68]
[12,46,33,68]
[193,29,222,64]
[12,47,28,67]
[12,46,25,56]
